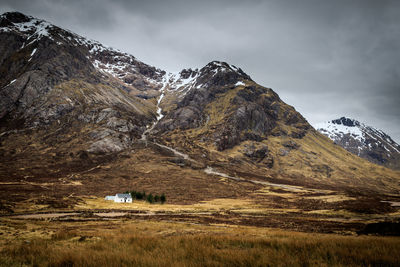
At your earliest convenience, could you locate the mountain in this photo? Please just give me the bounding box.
[0,11,399,205]
[315,117,400,170]
[0,11,166,152]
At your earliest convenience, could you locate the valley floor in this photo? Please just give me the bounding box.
[1,140,400,266]
[1,195,400,266]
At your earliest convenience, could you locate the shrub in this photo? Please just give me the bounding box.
[160,194,166,204]
[154,195,160,202]
[130,191,137,199]
[133,191,145,200]
[146,194,154,204]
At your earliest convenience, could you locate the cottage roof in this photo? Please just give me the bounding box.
[116,193,131,198]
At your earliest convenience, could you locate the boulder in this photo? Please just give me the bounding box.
[88,136,129,154]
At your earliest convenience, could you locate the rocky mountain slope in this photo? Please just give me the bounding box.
[0,12,399,204]
[315,117,400,170]
[0,11,166,153]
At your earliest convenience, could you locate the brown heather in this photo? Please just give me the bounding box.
[1,222,400,267]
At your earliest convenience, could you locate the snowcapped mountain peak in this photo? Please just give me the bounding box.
[158,60,252,99]
[315,118,364,143]
[204,60,237,71]
[0,12,54,41]
[315,117,400,169]
[201,61,249,78]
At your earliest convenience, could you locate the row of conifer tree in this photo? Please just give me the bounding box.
[125,190,166,204]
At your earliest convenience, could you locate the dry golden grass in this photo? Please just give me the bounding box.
[71,193,397,224]
[77,197,260,214]
[1,219,399,267]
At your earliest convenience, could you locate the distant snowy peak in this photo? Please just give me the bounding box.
[315,117,400,169]
[315,117,364,143]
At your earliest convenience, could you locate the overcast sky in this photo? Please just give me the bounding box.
[2,0,400,142]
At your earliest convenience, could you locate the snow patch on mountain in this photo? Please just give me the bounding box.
[235,81,245,87]
[162,70,201,97]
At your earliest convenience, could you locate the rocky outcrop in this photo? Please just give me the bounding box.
[88,136,130,154]
[243,143,268,158]
[242,142,274,167]
[282,140,299,149]
[213,84,309,150]
[332,117,360,127]
[311,164,333,178]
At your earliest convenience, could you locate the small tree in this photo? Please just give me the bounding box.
[134,191,144,200]
[160,193,166,204]
[154,195,160,203]
[146,193,154,204]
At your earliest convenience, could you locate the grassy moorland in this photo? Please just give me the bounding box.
[1,219,399,267]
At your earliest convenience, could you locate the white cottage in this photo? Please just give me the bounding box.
[114,193,132,203]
